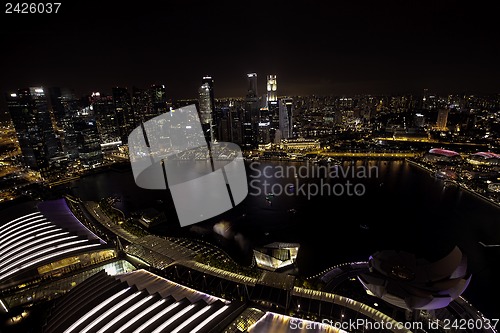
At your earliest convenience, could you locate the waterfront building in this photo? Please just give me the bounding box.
[358,247,471,310]
[0,199,129,312]
[280,138,320,151]
[253,242,300,272]
[466,151,500,166]
[41,269,244,333]
[422,148,462,164]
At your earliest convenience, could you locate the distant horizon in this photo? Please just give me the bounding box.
[2,83,498,125]
[3,81,499,100]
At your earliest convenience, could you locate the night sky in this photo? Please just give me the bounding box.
[1,0,499,104]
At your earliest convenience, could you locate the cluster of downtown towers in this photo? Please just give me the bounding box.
[5,74,293,179]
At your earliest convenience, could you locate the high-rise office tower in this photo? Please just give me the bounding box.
[6,87,60,173]
[131,86,148,122]
[149,84,168,118]
[202,76,215,113]
[267,75,277,103]
[266,75,279,143]
[73,117,103,168]
[198,82,214,143]
[229,101,244,145]
[48,87,76,127]
[268,100,280,144]
[258,106,271,144]
[247,73,258,98]
[217,105,231,142]
[436,108,449,130]
[279,98,294,139]
[201,76,217,142]
[112,87,134,143]
[48,87,80,160]
[90,92,120,147]
[243,73,260,149]
[414,113,426,128]
[198,83,213,124]
[422,88,429,110]
[131,84,168,123]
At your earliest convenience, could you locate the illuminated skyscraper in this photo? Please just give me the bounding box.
[112,87,134,143]
[48,87,80,160]
[198,82,214,143]
[74,117,103,168]
[6,87,60,173]
[90,92,120,148]
[266,75,279,143]
[243,73,260,149]
[149,84,168,119]
[130,84,168,124]
[436,108,449,130]
[247,73,258,98]
[201,76,218,142]
[198,83,213,124]
[279,98,294,139]
[230,101,244,145]
[202,76,215,113]
[267,75,277,103]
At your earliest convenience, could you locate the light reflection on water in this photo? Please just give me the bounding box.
[68,159,500,319]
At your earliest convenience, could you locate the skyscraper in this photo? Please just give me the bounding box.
[266,75,280,143]
[149,84,168,118]
[198,82,214,143]
[202,76,215,114]
[247,73,258,98]
[243,73,260,149]
[73,117,103,168]
[267,75,277,103]
[201,76,217,142]
[112,87,134,143]
[48,87,80,160]
[6,87,60,173]
[90,92,120,147]
[436,108,449,130]
[131,84,169,124]
[229,101,244,145]
[279,98,294,139]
